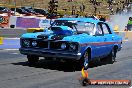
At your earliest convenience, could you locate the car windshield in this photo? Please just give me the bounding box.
[52,20,75,26]
[51,20,95,34]
[51,20,77,29]
[76,21,95,34]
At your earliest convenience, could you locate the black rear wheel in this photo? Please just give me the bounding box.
[106,48,117,64]
[109,48,116,63]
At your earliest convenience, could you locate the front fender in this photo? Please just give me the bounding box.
[80,45,92,58]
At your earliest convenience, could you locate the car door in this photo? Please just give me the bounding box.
[92,23,104,58]
[100,22,113,56]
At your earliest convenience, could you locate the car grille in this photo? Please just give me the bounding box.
[21,38,67,50]
[50,41,67,49]
[38,41,67,50]
[21,38,79,52]
[37,41,48,48]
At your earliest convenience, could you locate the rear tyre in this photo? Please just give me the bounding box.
[107,48,117,64]
[27,55,39,65]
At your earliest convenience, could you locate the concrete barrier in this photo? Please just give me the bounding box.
[114,31,132,41]
[0,28,26,38]
[125,31,132,40]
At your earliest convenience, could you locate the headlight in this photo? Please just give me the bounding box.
[69,43,76,51]
[61,43,67,49]
[23,40,30,47]
[32,41,37,47]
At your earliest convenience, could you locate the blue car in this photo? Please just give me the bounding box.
[19,17,122,69]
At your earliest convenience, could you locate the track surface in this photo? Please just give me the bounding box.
[0,41,132,88]
[0,38,20,49]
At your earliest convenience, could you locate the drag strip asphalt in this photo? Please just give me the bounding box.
[0,41,132,88]
[0,38,20,49]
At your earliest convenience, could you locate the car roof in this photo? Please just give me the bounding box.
[57,17,101,23]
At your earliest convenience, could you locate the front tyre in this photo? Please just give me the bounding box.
[78,51,89,70]
[27,55,39,65]
[83,51,89,70]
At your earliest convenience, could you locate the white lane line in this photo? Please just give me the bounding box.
[4,38,20,39]
[0,49,19,51]
[0,44,20,45]
[11,53,19,55]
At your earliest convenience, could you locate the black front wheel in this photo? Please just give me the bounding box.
[44,57,53,60]
[78,51,90,70]
[27,55,39,65]
[83,51,89,70]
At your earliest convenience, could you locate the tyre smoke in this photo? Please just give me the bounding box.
[108,12,132,31]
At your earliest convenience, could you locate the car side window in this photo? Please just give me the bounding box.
[102,23,111,34]
[95,24,103,35]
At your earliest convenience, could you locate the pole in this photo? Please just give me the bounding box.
[8,0,11,4]
[14,0,16,16]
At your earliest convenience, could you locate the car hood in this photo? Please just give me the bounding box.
[21,30,53,38]
[22,33,90,42]
[21,26,92,43]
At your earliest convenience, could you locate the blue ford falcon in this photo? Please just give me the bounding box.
[19,17,122,69]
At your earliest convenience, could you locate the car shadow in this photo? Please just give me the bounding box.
[12,59,114,72]
[12,59,79,72]
[89,60,117,68]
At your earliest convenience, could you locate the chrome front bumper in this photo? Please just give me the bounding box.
[19,48,81,60]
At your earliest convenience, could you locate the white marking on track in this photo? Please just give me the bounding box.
[11,53,19,55]
[1,49,19,51]
[4,38,20,39]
